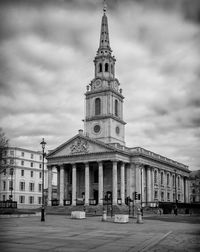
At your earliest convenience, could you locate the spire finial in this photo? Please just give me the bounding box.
[103,0,107,14]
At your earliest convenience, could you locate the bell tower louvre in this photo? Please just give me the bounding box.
[84,1,126,146]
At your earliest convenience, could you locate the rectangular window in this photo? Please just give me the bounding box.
[38,197,42,204]
[38,183,42,192]
[21,170,24,176]
[10,150,14,156]
[20,182,25,191]
[30,171,34,177]
[30,162,33,168]
[9,181,13,190]
[29,183,34,192]
[3,195,6,201]
[10,159,14,165]
[29,196,34,204]
[21,160,24,166]
[154,190,158,200]
[178,194,180,201]
[21,152,24,157]
[161,191,164,201]
[40,155,42,160]
[31,153,34,159]
[39,172,42,179]
[167,192,170,201]
[39,164,42,169]
[19,195,25,203]
[10,168,14,175]
[3,181,6,191]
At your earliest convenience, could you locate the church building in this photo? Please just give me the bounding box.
[46,3,190,208]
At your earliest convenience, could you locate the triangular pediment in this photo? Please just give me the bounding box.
[47,134,116,158]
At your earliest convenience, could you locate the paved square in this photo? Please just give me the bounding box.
[0,215,200,251]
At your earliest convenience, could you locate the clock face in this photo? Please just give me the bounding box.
[94,124,101,133]
[116,126,120,135]
[94,79,102,89]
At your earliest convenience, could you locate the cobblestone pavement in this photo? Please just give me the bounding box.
[0,214,199,252]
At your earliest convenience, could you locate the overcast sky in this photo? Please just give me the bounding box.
[0,0,199,171]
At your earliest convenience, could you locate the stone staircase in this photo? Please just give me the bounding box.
[46,204,130,216]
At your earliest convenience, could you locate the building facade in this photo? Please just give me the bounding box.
[189,170,200,203]
[0,147,48,208]
[46,4,190,207]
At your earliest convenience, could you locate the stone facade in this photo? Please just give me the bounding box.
[46,5,190,207]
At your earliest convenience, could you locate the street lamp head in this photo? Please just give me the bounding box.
[40,138,46,149]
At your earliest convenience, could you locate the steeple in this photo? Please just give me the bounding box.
[97,0,111,55]
[84,1,126,146]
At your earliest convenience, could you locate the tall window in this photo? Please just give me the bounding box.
[31,153,34,159]
[161,191,164,201]
[3,181,6,191]
[154,190,158,200]
[29,196,34,204]
[38,183,42,192]
[38,197,42,204]
[29,183,34,192]
[21,170,24,177]
[161,172,164,185]
[115,100,118,116]
[21,160,24,166]
[167,192,170,201]
[98,63,102,73]
[154,170,158,184]
[167,173,169,186]
[178,176,180,189]
[20,182,25,191]
[30,171,34,177]
[19,196,25,203]
[172,175,175,187]
[95,98,101,115]
[105,63,109,72]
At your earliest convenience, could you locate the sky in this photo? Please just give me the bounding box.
[0,0,200,171]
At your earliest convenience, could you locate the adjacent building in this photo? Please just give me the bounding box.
[46,4,190,207]
[0,147,49,208]
[189,170,200,203]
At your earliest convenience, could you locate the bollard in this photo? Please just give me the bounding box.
[136,208,143,224]
[102,210,107,221]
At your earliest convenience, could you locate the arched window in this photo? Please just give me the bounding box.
[111,64,113,74]
[115,100,118,116]
[167,173,169,186]
[178,176,180,189]
[98,63,102,73]
[154,170,157,184]
[95,98,101,115]
[172,175,175,187]
[161,172,164,185]
[105,63,109,72]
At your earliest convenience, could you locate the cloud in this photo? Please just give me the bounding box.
[0,0,200,171]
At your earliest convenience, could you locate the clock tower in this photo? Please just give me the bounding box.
[84,2,126,146]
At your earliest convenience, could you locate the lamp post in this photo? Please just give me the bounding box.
[141,166,143,210]
[40,138,46,222]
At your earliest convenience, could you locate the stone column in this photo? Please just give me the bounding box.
[112,161,118,205]
[59,165,64,206]
[126,164,131,197]
[185,178,189,203]
[120,162,125,204]
[47,166,52,206]
[98,161,103,205]
[146,166,151,204]
[85,162,89,206]
[57,166,60,202]
[72,163,77,206]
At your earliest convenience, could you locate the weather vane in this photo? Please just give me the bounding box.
[103,0,107,13]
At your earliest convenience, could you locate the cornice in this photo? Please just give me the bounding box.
[85,87,124,99]
[85,114,126,125]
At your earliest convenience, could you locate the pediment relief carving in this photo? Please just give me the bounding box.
[70,138,89,154]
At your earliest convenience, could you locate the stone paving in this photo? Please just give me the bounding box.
[0,214,200,251]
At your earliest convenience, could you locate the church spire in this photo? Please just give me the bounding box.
[97,0,111,55]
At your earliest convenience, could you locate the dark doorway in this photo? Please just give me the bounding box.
[93,190,98,205]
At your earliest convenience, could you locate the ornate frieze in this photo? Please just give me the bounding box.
[70,138,89,154]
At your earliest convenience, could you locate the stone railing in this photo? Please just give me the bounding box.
[129,147,188,170]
